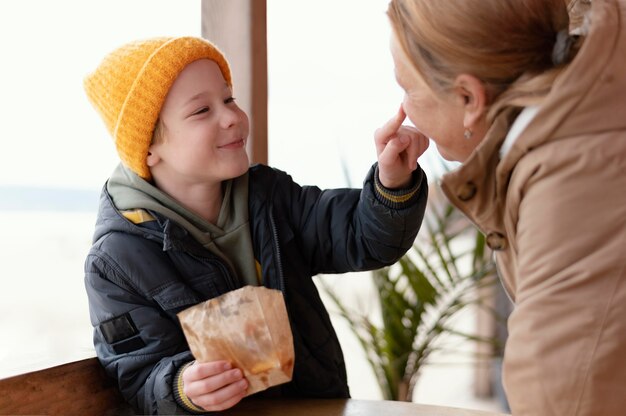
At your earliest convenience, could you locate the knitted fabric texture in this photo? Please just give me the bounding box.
[84,37,232,179]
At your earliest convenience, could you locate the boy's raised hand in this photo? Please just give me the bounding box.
[374,106,429,189]
[182,360,248,411]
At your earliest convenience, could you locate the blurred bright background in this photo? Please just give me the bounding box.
[0,0,500,412]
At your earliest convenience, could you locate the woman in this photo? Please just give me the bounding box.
[385,0,626,414]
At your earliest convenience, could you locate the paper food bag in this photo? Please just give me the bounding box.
[177,286,294,395]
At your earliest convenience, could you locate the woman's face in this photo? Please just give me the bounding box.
[390,35,479,162]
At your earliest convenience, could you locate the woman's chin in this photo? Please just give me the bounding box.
[436,145,461,163]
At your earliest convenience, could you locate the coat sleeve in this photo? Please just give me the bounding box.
[502,142,626,415]
[85,249,195,415]
[280,163,428,274]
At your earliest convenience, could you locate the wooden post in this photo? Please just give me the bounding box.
[473,282,497,398]
[201,0,268,165]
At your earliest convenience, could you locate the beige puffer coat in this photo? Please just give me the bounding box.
[441,0,626,414]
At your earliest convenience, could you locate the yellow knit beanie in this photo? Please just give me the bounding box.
[84,36,232,180]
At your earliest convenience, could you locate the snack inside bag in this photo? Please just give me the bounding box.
[177,286,294,395]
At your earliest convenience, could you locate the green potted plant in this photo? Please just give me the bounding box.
[319,185,501,401]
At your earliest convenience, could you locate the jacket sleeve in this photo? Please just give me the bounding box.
[502,143,626,415]
[281,162,428,274]
[85,248,195,415]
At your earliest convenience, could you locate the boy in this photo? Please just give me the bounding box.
[83,36,428,414]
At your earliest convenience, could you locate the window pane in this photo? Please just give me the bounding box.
[0,0,200,378]
[267,0,445,189]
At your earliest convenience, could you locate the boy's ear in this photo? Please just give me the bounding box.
[453,74,487,130]
[146,145,160,167]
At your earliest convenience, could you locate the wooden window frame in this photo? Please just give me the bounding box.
[201,0,268,165]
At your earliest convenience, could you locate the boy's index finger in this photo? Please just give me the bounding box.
[380,105,407,139]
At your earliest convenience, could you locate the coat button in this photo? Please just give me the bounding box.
[457,182,477,201]
[486,232,507,251]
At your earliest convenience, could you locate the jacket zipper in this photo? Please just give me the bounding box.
[267,197,286,296]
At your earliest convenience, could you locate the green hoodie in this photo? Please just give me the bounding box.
[106,163,259,286]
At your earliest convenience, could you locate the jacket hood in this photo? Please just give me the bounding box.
[91,165,206,246]
[92,163,258,286]
[92,183,160,245]
[502,0,626,168]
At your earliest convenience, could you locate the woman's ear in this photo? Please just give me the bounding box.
[453,74,487,130]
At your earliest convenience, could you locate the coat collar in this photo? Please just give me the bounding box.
[440,108,518,244]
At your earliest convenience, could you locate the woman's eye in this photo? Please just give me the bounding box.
[224,96,236,104]
[192,107,209,115]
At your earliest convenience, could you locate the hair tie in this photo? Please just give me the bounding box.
[551,30,577,66]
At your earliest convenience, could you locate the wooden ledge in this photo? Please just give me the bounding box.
[0,357,132,415]
[0,358,509,416]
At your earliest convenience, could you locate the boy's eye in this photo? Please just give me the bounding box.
[192,107,209,116]
[225,96,236,104]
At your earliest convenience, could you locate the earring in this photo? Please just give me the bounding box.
[464,128,473,140]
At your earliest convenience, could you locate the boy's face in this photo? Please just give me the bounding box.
[147,59,250,186]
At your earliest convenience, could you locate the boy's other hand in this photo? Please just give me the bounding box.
[374,105,429,189]
[182,360,248,411]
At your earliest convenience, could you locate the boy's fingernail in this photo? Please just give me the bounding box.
[223,362,232,370]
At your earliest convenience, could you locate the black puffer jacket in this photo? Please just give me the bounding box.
[84,163,427,414]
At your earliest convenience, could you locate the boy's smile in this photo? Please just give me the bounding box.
[218,138,246,149]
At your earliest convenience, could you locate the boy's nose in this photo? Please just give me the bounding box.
[220,106,240,129]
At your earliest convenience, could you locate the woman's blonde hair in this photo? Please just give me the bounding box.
[388,0,584,122]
